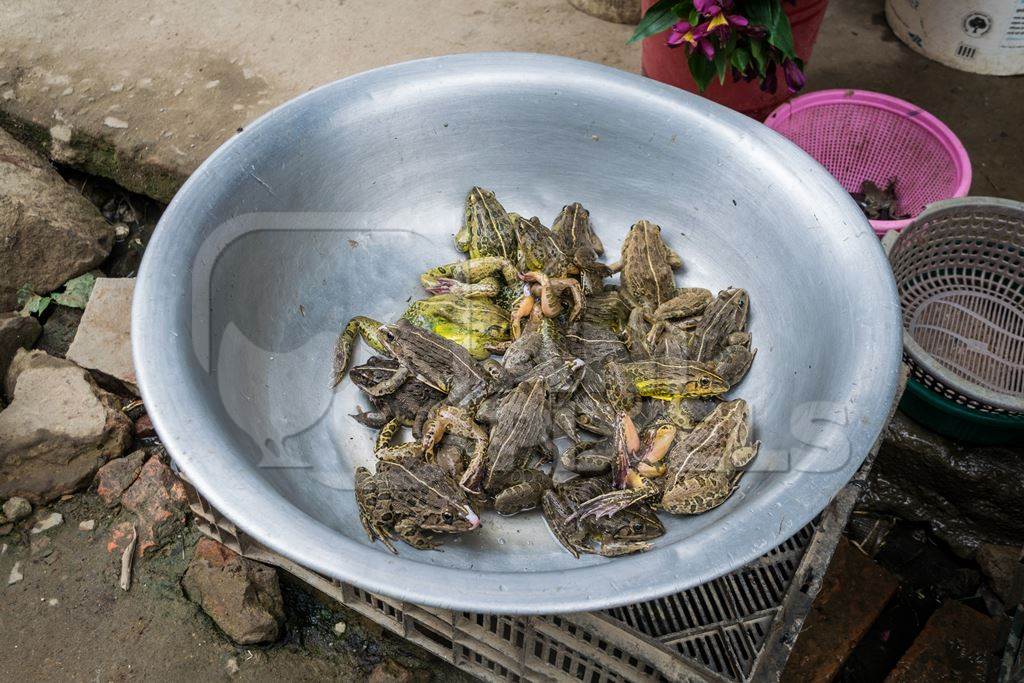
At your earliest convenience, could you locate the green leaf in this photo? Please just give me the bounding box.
[768,12,797,59]
[52,273,96,309]
[687,49,716,92]
[713,49,729,85]
[731,46,750,72]
[628,0,683,43]
[20,293,51,317]
[750,38,767,74]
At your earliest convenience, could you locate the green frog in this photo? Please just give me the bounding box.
[463,377,556,514]
[543,476,664,558]
[418,187,521,300]
[550,202,610,295]
[402,294,511,359]
[604,358,729,408]
[355,453,481,553]
[611,221,722,353]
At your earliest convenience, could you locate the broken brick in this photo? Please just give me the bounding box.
[783,537,899,683]
[95,449,146,506]
[119,456,187,555]
[885,601,998,682]
[181,538,284,645]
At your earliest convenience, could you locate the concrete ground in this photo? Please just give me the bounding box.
[1,1,1021,204]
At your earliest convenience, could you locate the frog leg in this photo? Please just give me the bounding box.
[421,407,488,472]
[363,365,410,398]
[567,480,660,524]
[421,257,519,297]
[541,490,584,559]
[635,424,676,479]
[509,286,536,339]
[493,470,553,515]
[374,418,402,453]
[593,540,653,557]
[660,472,733,515]
[355,468,398,554]
[611,412,640,489]
[393,518,442,550]
[623,306,653,357]
[350,406,390,429]
[730,440,760,468]
[332,316,386,386]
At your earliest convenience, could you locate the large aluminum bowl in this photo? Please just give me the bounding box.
[133,53,902,614]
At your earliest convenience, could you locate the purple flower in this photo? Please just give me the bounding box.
[760,61,778,93]
[694,0,735,13]
[667,21,693,46]
[666,19,715,59]
[782,59,806,92]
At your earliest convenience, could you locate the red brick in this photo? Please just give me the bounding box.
[885,601,997,683]
[783,537,899,683]
[119,456,187,555]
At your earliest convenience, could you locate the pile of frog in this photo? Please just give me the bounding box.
[333,187,759,558]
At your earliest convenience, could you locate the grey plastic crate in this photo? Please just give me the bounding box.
[184,369,906,682]
[184,448,871,683]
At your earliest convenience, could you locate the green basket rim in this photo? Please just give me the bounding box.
[905,376,1024,427]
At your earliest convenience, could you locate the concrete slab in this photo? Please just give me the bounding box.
[0,0,1020,204]
[66,277,137,393]
[0,0,635,201]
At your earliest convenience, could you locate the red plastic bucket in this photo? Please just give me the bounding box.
[640,0,830,120]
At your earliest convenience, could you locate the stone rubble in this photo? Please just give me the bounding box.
[119,456,188,555]
[181,538,285,645]
[30,511,63,534]
[66,277,137,393]
[95,449,146,506]
[0,313,41,390]
[859,412,1024,557]
[884,601,997,682]
[2,496,32,522]
[0,128,114,309]
[0,349,131,503]
[976,543,1023,606]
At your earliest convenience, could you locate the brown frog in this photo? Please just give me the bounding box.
[463,377,556,514]
[660,399,760,514]
[543,476,664,558]
[349,356,444,438]
[374,319,506,406]
[355,453,481,552]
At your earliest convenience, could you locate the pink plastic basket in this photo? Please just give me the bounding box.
[764,89,972,236]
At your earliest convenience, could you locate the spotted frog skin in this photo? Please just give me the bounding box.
[543,476,664,558]
[463,377,556,514]
[660,399,759,514]
[355,453,481,553]
[349,355,444,436]
[375,319,505,406]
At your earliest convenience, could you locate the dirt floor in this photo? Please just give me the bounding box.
[0,493,470,681]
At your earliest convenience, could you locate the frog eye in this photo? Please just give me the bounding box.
[632,522,644,533]
[699,376,710,387]
[380,511,394,523]
[382,329,396,342]
[441,510,454,524]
